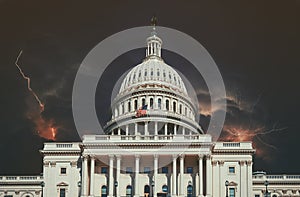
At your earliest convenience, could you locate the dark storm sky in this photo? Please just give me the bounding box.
[0,0,299,175]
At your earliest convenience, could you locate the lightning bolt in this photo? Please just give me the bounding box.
[15,50,44,111]
[14,50,57,140]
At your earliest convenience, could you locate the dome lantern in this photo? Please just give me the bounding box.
[146,17,162,58]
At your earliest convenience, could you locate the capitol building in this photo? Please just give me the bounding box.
[1,27,300,197]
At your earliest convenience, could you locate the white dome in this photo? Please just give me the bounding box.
[119,57,188,96]
[105,27,203,135]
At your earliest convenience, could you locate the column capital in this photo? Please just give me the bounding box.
[179,154,185,159]
[135,154,141,159]
[90,156,96,160]
[153,154,159,159]
[246,160,252,166]
[205,154,211,160]
[116,155,121,160]
[211,161,218,166]
[239,160,246,166]
[218,160,225,166]
[198,154,204,160]
[172,154,178,159]
[108,154,115,159]
[82,154,89,160]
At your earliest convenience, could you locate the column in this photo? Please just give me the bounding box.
[135,123,138,135]
[182,127,185,135]
[164,124,168,135]
[116,155,121,197]
[154,121,158,140]
[126,125,129,136]
[198,155,203,197]
[239,161,247,197]
[90,157,95,196]
[145,122,149,135]
[82,156,89,196]
[172,155,177,197]
[206,155,212,197]
[134,155,140,197]
[174,124,177,135]
[109,155,114,197]
[211,161,219,197]
[180,155,184,196]
[118,128,121,135]
[153,155,158,197]
[219,161,224,197]
[247,161,253,197]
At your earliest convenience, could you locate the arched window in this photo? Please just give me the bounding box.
[179,104,182,114]
[144,70,147,76]
[144,185,150,194]
[166,100,169,111]
[126,185,133,197]
[134,100,138,110]
[128,102,131,112]
[101,185,107,197]
[121,103,124,114]
[187,184,193,197]
[157,69,160,76]
[173,101,176,113]
[185,107,187,116]
[150,98,153,109]
[162,185,168,193]
[142,98,146,107]
[158,98,162,109]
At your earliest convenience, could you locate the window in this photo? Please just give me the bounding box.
[186,167,193,173]
[179,104,182,114]
[162,185,168,193]
[229,188,235,197]
[101,167,107,174]
[144,185,150,193]
[162,167,168,174]
[60,188,66,197]
[60,168,66,174]
[128,102,131,112]
[166,100,169,110]
[126,185,132,197]
[187,184,193,197]
[173,101,176,112]
[144,70,147,76]
[101,185,107,197]
[255,195,260,197]
[157,70,160,76]
[134,100,138,110]
[150,98,153,109]
[229,167,235,173]
[144,167,151,174]
[142,98,146,107]
[126,167,133,174]
[158,98,162,109]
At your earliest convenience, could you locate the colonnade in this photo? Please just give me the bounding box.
[81,154,208,197]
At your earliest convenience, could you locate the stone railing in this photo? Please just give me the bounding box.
[0,176,43,181]
[85,134,212,143]
[253,174,300,180]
